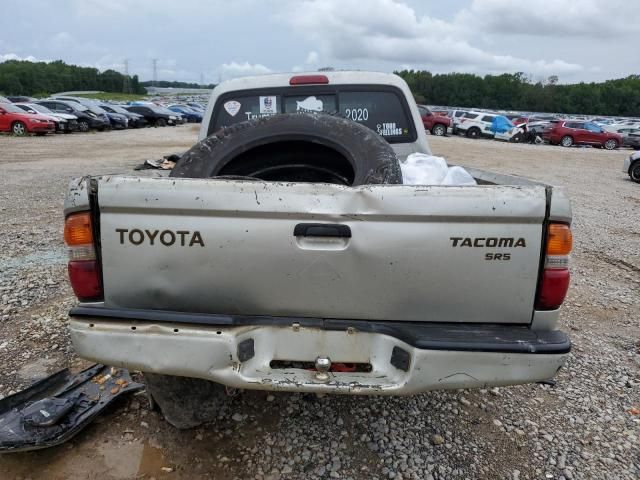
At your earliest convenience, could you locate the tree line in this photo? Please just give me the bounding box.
[396,70,640,117]
[0,60,145,96]
[140,80,215,89]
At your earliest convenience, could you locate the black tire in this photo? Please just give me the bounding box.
[431,124,446,136]
[78,120,90,132]
[630,161,640,183]
[11,121,27,136]
[560,135,573,147]
[156,118,167,127]
[143,373,228,429]
[603,139,618,150]
[466,127,481,139]
[171,113,402,186]
[510,132,524,143]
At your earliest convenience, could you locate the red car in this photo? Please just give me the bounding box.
[543,120,622,150]
[0,102,56,136]
[418,105,451,136]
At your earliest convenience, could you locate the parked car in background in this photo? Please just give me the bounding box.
[417,105,450,136]
[543,120,622,150]
[448,109,467,134]
[7,96,34,103]
[168,105,203,123]
[601,126,640,149]
[124,105,178,126]
[98,108,128,129]
[15,102,79,133]
[616,128,640,150]
[456,112,498,139]
[0,102,55,136]
[490,116,523,142]
[50,97,113,128]
[0,95,10,103]
[185,102,205,112]
[99,104,148,128]
[526,121,550,139]
[158,106,186,124]
[36,100,110,132]
[623,151,640,182]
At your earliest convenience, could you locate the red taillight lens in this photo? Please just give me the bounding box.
[536,269,570,310]
[68,260,102,301]
[536,223,572,310]
[65,212,103,301]
[289,75,329,85]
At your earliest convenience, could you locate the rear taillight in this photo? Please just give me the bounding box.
[64,212,102,301]
[536,223,572,310]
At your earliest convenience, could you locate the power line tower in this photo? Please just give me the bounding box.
[152,58,158,87]
[122,59,131,93]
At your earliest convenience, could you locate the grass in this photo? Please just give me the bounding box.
[73,92,149,102]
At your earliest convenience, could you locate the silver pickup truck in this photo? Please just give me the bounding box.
[64,72,572,419]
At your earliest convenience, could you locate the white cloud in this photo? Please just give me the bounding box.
[281,0,583,76]
[0,53,38,63]
[456,0,640,38]
[305,51,319,65]
[220,61,272,79]
[51,32,73,45]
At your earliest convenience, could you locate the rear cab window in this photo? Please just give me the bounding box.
[209,85,416,144]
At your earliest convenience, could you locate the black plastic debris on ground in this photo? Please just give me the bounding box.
[0,364,143,453]
[134,153,181,170]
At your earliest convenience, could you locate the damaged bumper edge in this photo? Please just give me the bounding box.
[69,308,570,395]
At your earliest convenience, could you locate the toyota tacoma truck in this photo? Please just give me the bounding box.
[64,71,572,427]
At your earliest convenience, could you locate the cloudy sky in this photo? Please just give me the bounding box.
[1,0,638,84]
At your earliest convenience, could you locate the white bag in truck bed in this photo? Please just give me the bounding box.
[96,176,546,324]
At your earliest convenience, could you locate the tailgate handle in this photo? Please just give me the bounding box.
[294,223,351,238]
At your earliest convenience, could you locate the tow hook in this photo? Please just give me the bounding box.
[314,356,332,382]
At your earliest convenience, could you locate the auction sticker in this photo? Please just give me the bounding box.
[259,96,277,114]
[223,100,241,116]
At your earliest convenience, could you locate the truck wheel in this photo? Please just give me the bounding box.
[466,127,481,139]
[431,124,446,136]
[143,373,229,429]
[630,162,640,183]
[560,136,573,147]
[171,113,402,186]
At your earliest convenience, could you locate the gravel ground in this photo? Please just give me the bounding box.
[0,128,638,480]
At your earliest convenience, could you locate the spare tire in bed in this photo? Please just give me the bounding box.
[170,113,402,185]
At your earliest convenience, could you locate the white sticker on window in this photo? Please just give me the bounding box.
[259,96,277,114]
[345,108,368,122]
[376,122,402,136]
[223,100,241,117]
[296,96,323,112]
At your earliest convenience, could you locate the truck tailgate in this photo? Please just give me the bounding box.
[96,176,546,324]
